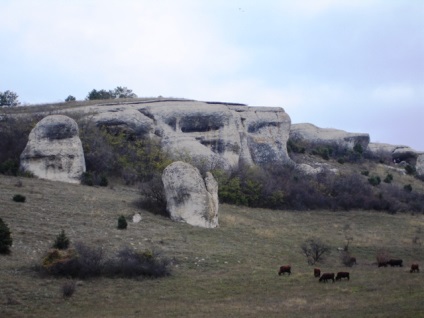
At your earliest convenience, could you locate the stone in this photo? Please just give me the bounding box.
[20,115,85,183]
[162,161,219,228]
[132,213,142,223]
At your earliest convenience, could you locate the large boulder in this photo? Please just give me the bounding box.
[162,161,219,228]
[20,115,86,184]
[290,123,370,151]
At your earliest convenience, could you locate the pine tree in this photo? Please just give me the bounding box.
[117,216,128,230]
[53,229,70,250]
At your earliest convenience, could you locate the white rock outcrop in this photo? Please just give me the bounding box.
[417,154,424,179]
[20,115,86,184]
[86,100,293,170]
[162,161,219,228]
[290,123,370,150]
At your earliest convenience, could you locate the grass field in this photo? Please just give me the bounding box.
[1,174,424,317]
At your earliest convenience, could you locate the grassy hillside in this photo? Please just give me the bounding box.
[1,174,424,317]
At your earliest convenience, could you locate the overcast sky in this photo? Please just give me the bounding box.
[1,0,423,150]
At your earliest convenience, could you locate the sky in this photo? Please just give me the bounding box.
[1,0,423,151]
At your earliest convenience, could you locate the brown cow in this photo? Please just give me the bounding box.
[314,268,321,278]
[335,272,350,281]
[387,259,403,267]
[278,265,291,276]
[410,263,419,273]
[319,273,335,283]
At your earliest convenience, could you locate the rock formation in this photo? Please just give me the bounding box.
[417,154,424,179]
[87,100,293,170]
[162,161,219,228]
[20,115,86,184]
[290,123,370,150]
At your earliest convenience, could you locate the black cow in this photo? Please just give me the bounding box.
[319,273,335,283]
[335,272,350,281]
[278,265,291,276]
[387,259,403,267]
[410,264,419,273]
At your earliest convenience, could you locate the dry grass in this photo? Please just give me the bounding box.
[1,174,424,317]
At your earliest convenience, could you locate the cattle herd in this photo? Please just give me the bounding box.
[278,259,420,282]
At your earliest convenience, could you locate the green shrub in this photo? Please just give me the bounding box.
[81,172,94,186]
[99,175,108,187]
[53,230,70,250]
[383,174,393,183]
[405,165,416,175]
[368,176,381,186]
[404,184,413,192]
[12,194,26,202]
[361,170,369,176]
[0,218,12,254]
[117,215,128,230]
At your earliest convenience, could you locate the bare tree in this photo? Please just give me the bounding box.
[301,238,330,265]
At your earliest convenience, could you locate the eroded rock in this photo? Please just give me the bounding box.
[20,115,85,183]
[162,161,218,228]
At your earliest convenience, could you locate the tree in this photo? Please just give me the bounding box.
[86,89,114,100]
[65,95,76,102]
[0,218,13,254]
[53,229,70,250]
[85,87,137,101]
[0,90,20,107]
[117,215,128,229]
[301,238,330,265]
[112,86,137,99]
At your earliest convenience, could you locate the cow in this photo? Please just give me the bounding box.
[335,272,350,281]
[319,273,335,283]
[410,264,419,273]
[278,265,291,276]
[387,259,403,267]
[314,268,321,278]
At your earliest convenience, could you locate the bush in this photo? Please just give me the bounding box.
[104,247,170,278]
[40,243,170,279]
[61,281,76,298]
[405,164,416,175]
[12,194,26,202]
[52,230,70,250]
[340,251,356,267]
[404,184,413,192]
[368,175,381,186]
[117,215,128,230]
[42,243,103,279]
[0,218,12,254]
[383,174,393,183]
[300,238,330,265]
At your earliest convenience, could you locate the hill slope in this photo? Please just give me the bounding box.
[1,174,424,317]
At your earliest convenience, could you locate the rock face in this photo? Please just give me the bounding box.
[162,161,219,228]
[87,100,292,170]
[20,115,86,184]
[417,154,424,179]
[290,123,370,150]
[367,142,423,165]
